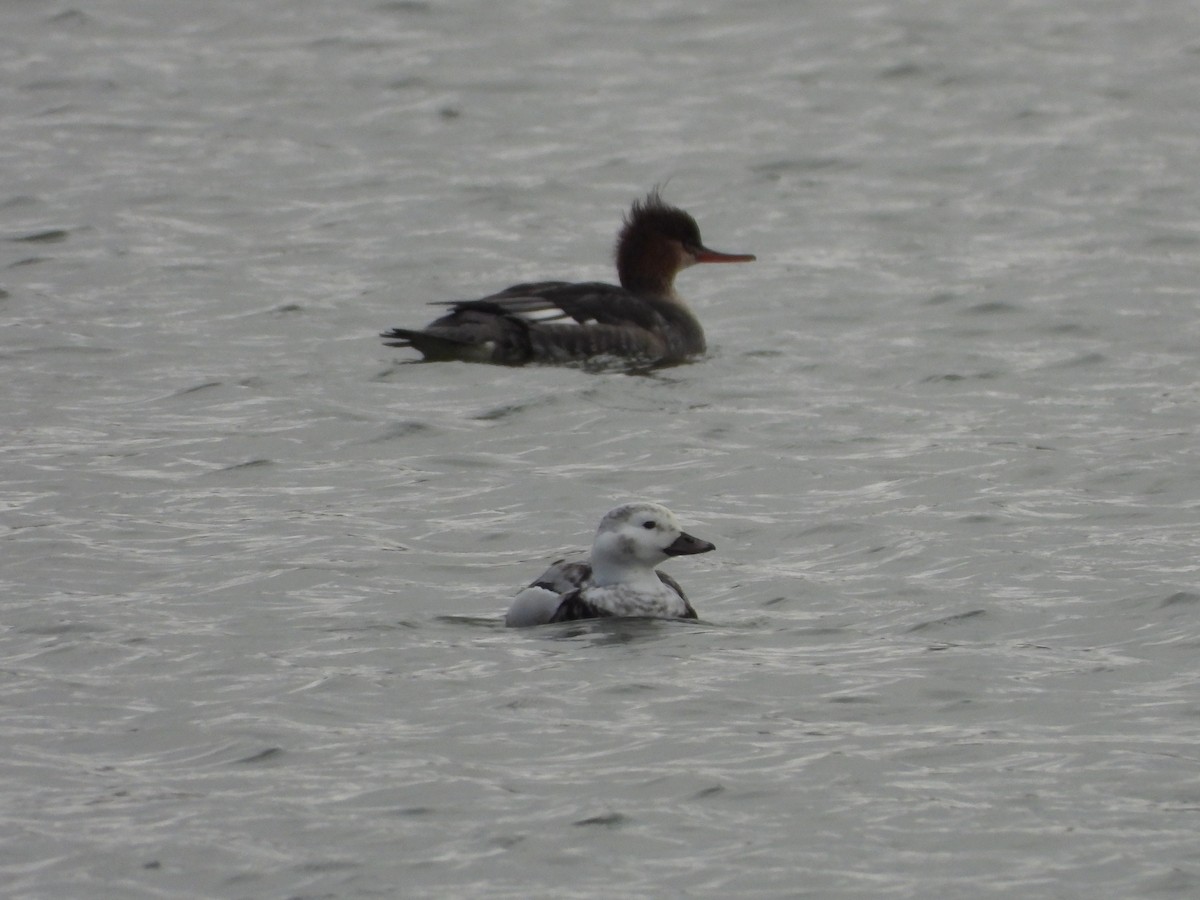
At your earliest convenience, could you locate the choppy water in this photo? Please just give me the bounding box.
[4,0,1200,897]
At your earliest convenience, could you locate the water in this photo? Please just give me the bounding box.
[3,0,1200,897]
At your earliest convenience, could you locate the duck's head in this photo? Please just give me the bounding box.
[614,190,756,297]
[590,501,715,583]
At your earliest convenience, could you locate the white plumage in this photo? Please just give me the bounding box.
[504,502,715,627]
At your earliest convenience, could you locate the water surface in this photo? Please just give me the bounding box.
[3,1,1200,897]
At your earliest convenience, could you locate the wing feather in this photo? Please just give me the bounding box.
[436,282,670,331]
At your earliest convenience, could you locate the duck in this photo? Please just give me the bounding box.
[504,502,715,627]
[381,190,755,367]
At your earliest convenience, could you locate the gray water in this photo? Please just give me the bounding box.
[3,0,1200,897]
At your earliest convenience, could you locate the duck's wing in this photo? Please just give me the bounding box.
[453,283,682,361]
[527,557,590,594]
[546,588,615,624]
[437,281,671,332]
[504,556,591,628]
[657,571,698,618]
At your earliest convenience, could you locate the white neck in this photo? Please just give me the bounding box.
[590,558,661,589]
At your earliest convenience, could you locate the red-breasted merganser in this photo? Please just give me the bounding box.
[380,190,755,367]
[504,502,715,627]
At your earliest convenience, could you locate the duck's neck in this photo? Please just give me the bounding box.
[616,232,682,299]
[590,557,660,589]
[619,267,678,299]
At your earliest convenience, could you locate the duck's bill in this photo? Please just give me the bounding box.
[694,247,756,264]
[664,532,716,556]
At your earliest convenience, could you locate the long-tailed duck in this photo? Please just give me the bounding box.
[504,502,715,627]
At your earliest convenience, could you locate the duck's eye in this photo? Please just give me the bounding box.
[641,521,656,530]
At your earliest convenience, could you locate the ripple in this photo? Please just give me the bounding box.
[8,229,68,243]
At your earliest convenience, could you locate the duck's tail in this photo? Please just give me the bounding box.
[380,328,490,362]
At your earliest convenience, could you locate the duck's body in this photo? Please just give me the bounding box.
[382,191,754,367]
[504,502,715,628]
